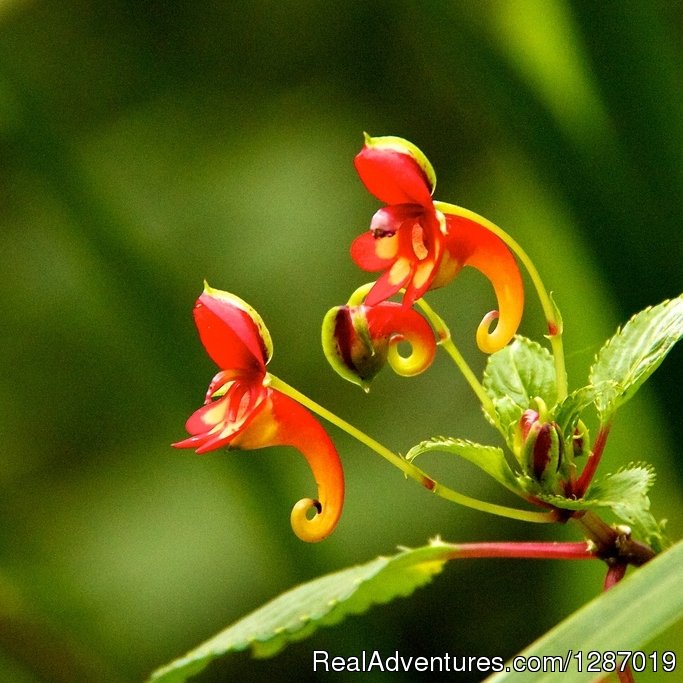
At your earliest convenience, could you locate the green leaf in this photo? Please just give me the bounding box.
[148,541,455,683]
[590,295,683,419]
[586,462,655,504]
[405,437,521,494]
[553,384,608,435]
[487,539,683,682]
[483,336,557,442]
[587,465,665,549]
[537,463,654,513]
[589,465,666,552]
[618,506,667,555]
[536,464,667,551]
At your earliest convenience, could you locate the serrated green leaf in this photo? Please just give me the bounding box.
[487,540,683,682]
[405,437,521,493]
[536,464,666,550]
[537,463,654,513]
[483,336,557,441]
[553,383,610,435]
[588,465,666,551]
[618,506,667,554]
[148,542,455,683]
[587,463,655,503]
[590,295,683,418]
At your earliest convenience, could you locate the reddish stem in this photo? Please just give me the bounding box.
[602,562,635,683]
[603,562,627,590]
[617,666,636,683]
[447,541,595,561]
[575,512,655,566]
[574,423,612,497]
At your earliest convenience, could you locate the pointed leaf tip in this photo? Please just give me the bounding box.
[590,295,683,418]
[148,543,452,682]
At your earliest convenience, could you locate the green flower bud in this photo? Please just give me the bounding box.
[516,409,564,490]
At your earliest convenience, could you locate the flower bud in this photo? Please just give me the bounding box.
[321,301,436,391]
[516,409,564,489]
[571,421,590,460]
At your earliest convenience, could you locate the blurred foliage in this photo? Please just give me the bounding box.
[0,1,681,681]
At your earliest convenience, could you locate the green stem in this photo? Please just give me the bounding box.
[415,298,496,416]
[268,375,557,524]
[435,202,568,401]
[575,510,618,549]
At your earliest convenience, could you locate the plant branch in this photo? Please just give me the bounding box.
[574,511,655,566]
[601,563,635,683]
[269,375,558,524]
[445,540,596,561]
[574,422,612,497]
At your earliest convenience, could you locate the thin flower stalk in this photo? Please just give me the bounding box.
[344,282,494,414]
[435,201,568,401]
[268,374,558,524]
[415,296,495,416]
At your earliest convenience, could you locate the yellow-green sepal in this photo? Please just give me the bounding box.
[321,305,385,392]
[363,133,437,194]
[203,280,274,363]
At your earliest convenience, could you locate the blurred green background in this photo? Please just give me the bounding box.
[1,1,681,681]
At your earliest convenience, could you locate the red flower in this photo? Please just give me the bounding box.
[351,134,524,353]
[322,300,437,391]
[173,283,344,543]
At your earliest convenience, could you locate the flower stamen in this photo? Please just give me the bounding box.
[411,223,429,260]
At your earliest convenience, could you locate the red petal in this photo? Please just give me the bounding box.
[366,302,436,375]
[400,221,444,305]
[364,263,412,306]
[173,378,344,542]
[194,290,268,375]
[350,232,395,272]
[355,146,433,206]
[173,382,267,453]
[401,256,439,307]
[370,204,423,232]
